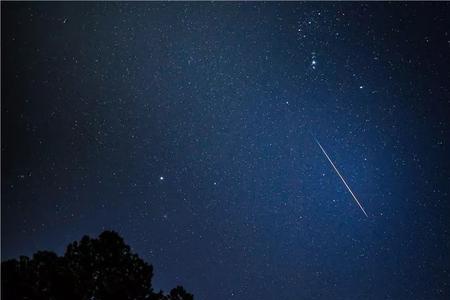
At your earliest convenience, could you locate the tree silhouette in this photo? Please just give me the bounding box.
[1,231,193,300]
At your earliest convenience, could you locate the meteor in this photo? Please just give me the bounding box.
[314,137,368,217]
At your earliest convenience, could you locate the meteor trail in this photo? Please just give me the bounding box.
[314,138,368,217]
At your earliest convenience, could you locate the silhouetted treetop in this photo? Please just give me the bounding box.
[1,230,193,300]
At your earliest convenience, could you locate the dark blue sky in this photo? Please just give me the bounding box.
[2,2,450,299]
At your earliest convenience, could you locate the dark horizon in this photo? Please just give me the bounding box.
[2,2,450,299]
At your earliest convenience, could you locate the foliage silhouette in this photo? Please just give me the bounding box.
[1,231,193,300]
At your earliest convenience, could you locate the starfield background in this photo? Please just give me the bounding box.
[2,2,450,300]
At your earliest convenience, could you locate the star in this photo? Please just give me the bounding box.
[159,176,164,181]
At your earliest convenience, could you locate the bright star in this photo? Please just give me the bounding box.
[160,176,164,181]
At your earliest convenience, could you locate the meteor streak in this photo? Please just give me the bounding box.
[314,138,368,217]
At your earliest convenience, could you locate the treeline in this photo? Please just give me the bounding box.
[1,231,193,300]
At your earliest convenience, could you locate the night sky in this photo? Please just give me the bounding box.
[2,2,450,299]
